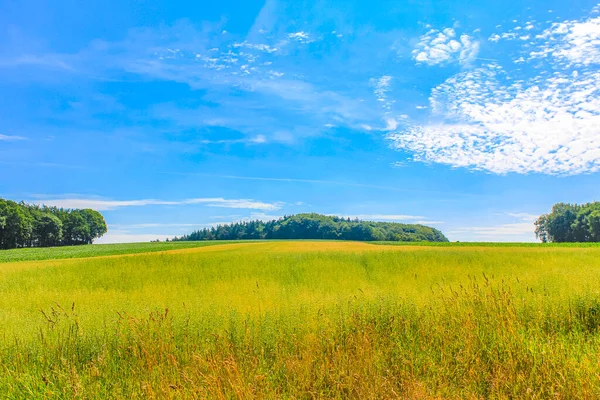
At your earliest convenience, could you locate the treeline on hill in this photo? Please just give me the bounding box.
[0,198,107,249]
[173,213,448,242]
[535,202,600,243]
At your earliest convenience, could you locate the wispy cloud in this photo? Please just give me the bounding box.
[199,135,268,145]
[0,134,26,141]
[446,212,538,241]
[95,233,175,244]
[110,223,217,229]
[29,197,285,211]
[158,171,485,198]
[412,27,480,66]
[1,13,399,144]
[0,54,75,71]
[505,213,539,222]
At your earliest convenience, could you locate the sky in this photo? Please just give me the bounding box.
[1,0,600,243]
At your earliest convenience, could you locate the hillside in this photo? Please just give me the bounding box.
[174,213,448,242]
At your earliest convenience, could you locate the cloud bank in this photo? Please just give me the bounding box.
[391,8,600,175]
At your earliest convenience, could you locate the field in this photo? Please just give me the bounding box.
[2,241,600,398]
[0,241,249,263]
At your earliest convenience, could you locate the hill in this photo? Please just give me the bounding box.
[173,213,448,242]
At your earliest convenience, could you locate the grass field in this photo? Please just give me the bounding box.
[2,241,600,398]
[0,241,253,263]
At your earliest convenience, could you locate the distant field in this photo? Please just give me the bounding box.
[373,240,600,247]
[0,240,251,263]
[4,239,599,264]
[2,241,600,398]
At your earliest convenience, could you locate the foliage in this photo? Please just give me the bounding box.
[0,197,107,249]
[2,242,600,397]
[174,213,448,242]
[535,202,600,242]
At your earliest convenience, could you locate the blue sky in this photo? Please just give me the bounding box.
[1,0,600,243]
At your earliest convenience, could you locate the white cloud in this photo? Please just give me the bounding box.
[240,212,283,221]
[232,41,279,54]
[389,8,600,176]
[0,55,75,71]
[287,31,313,43]
[446,212,538,241]
[390,161,406,168]
[414,220,444,225]
[95,233,175,244]
[250,134,267,143]
[531,16,600,66]
[448,222,535,237]
[110,223,215,229]
[0,134,26,141]
[412,28,480,66]
[337,214,425,221]
[384,118,398,130]
[373,75,392,101]
[199,135,268,145]
[371,75,398,119]
[505,213,538,222]
[29,197,285,211]
[189,198,285,210]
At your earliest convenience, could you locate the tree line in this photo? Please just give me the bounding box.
[535,202,600,243]
[173,213,448,242]
[0,198,107,249]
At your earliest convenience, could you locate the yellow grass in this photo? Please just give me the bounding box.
[2,241,600,398]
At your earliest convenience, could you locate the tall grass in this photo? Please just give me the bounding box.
[2,242,600,398]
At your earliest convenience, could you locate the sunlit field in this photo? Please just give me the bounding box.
[0,240,250,263]
[3,241,600,398]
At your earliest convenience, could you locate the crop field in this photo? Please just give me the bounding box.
[2,241,600,398]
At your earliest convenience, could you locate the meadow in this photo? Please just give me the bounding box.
[0,241,247,263]
[2,241,600,398]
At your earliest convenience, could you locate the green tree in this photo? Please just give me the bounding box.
[174,213,449,243]
[535,202,600,243]
[63,211,91,245]
[79,209,108,244]
[33,213,63,247]
[589,211,600,242]
[0,201,33,249]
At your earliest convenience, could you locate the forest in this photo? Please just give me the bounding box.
[535,202,600,242]
[173,213,449,242]
[0,198,107,249]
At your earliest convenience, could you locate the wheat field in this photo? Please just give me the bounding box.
[2,241,600,398]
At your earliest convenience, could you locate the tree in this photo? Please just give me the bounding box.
[589,211,600,242]
[534,214,549,243]
[79,209,108,244]
[63,211,91,245]
[173,213,449,243]
[33,213,63,247]
[0,198,108,249]
[0,201,33,249]
[535,202,600,243]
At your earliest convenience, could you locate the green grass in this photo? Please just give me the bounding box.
[2,241,600,398]
[0,240,251,263]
